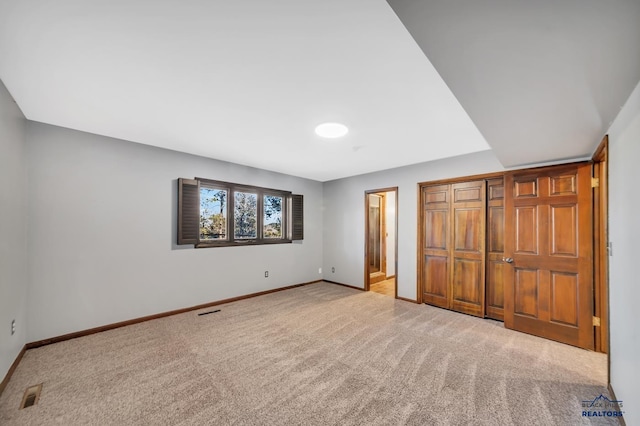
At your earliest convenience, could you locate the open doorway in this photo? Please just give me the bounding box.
[365,187,398,297]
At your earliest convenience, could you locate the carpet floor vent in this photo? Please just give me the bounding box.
[20,384,42,409]
[198,309,221,316]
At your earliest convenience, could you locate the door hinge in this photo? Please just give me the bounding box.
[591,177,600,188]
[593,316,601,326]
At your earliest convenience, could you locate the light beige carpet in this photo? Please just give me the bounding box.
[0,282,611,425]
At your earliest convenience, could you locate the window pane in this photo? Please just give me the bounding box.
[234,191,257,239]
[200,188,228,240]
[264,195,283,238]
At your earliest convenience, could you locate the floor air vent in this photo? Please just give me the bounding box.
[198,309,221,316]
[20,384,42,409]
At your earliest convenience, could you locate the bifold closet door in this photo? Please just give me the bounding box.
[421,184,451,309]
[421,180,486,317]
[485,178,505,320]
[450,181,486,317]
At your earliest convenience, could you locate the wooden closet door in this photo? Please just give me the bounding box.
[421,184,451,309]
[485,178,505,320]
[421,181,486,317]
[450,181,486,317]
[504,163,594,350]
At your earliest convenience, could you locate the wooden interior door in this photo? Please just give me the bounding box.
[421,181,486,317]
[450,181,486,317]
[485,178,505,320]
[368,196,381,274]
[421,184,451,309]
[504,163,594,350]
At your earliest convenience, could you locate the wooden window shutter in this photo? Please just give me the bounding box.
[178,178,199,245]
[291,194,304,240]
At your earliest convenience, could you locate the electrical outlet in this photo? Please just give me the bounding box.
[332,267,335,273]
[11,319,16,336]
[264,271,269,278]
[318,267,322,274]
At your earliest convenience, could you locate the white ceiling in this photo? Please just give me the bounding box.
[387,0,640,168]
[1,1,638,181]
[0,0,489,182]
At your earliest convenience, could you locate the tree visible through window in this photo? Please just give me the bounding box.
[234,191,257,239]
[178,178,301,247]
[200,188,227,240]
[264,195,283,238]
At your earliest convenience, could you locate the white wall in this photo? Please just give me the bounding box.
[0,80,28,379]
[26,123,323,342]
[322,150,504,299]
[385,191,396,277]
[607,80,640,425]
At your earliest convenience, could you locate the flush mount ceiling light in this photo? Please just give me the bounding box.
[315,122,349,139]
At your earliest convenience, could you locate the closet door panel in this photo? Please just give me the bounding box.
[452,258,483,304]
[421,184,451,308]
[486,178,505,320]
[422,256,449,308]
[450,181,486,317]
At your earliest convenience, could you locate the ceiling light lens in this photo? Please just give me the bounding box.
[315,122,349,138]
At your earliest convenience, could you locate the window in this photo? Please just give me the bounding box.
[233,191,257,239]
[178,177,303,247]
[200,187,228,240]
[263,195,283,239]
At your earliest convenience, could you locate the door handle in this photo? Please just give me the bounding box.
[502,257,514,263]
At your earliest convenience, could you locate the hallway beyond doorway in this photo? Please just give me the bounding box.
[370,278,395,297]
